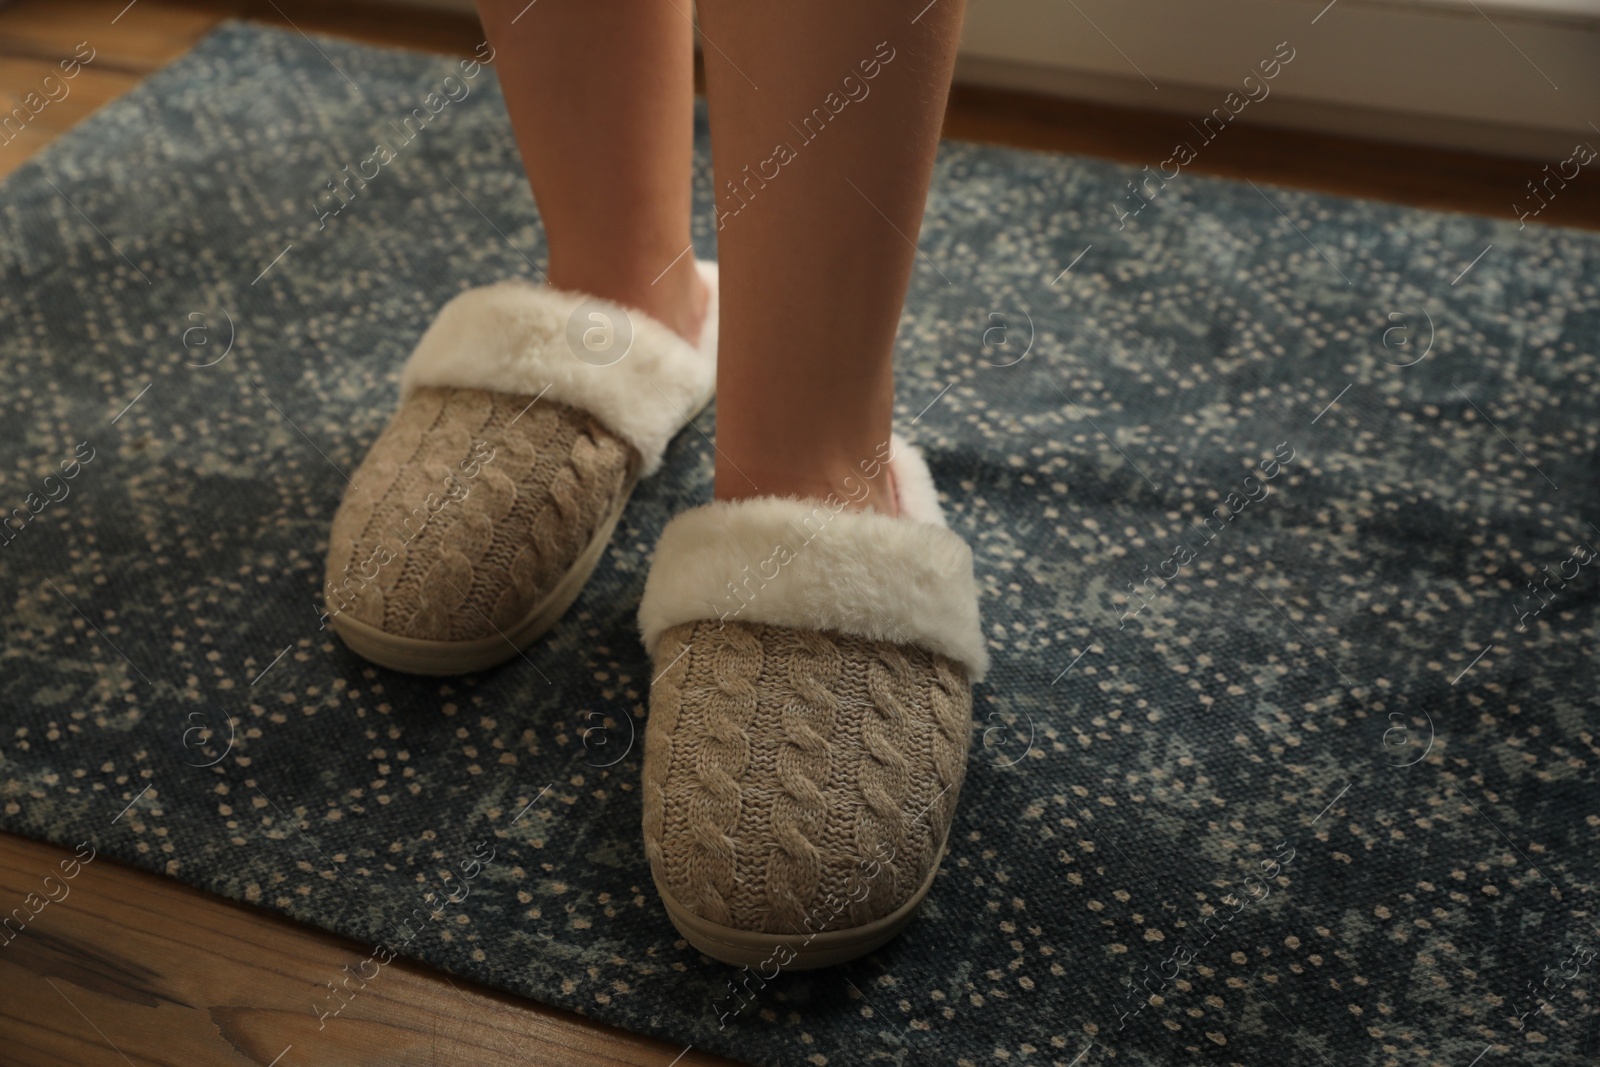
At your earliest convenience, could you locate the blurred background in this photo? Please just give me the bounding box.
[2,0,1597,224]
[396,0,1600,158]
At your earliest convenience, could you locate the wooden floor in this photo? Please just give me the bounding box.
[1,2,1596,1065]
[0,834,736,1067]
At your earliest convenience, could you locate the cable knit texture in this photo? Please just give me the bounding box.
[324,385,636,641]
[643,619,973,935]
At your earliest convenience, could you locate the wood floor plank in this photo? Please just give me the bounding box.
[0,123,60,178]
[0,833,737,1067]
[0,57,139,132]
[0,0,207,183]
[0,59,143,178]
[0,0,234,74]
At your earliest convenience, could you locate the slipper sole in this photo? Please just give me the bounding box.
[653,848,944,970]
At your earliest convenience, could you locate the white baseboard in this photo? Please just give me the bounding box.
[957,0,1598,160]
[951,53,1585,161]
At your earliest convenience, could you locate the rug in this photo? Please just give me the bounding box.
[2,21,1597,1067]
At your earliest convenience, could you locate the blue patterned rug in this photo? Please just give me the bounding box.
[3,21,1597,1067]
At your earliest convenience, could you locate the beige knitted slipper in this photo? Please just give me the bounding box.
[636,435,988,968]
[324,262,719,675]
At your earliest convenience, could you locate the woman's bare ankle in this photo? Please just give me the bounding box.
[673,267,711,347]
[547,256,710,347]
[714,455,899,518]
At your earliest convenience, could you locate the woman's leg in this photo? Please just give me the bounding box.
[696,0,966,515]
[475,0,708,344]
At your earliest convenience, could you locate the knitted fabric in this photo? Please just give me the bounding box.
[324,385,636,641]
[642,619,972,934]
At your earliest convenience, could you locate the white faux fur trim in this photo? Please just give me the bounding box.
[400,261,718,476]
[889,431,946,528]
[638,437,988,681]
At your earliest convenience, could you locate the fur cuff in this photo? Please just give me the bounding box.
[400,262,718,476]
[638,436,989,681]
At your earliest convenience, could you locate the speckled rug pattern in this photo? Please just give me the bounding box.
[2,21,1598,1067]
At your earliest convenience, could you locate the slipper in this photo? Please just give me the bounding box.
[324,261,718,675]
[636,435,988,968]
